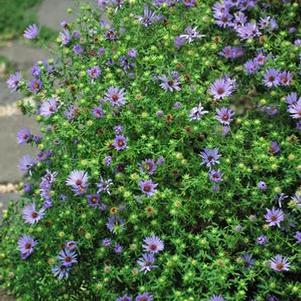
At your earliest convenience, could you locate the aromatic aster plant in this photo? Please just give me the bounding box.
[1,0,301,300]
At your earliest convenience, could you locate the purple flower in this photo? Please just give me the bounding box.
[269,141,281,155]
[105,87,126,107]
[158,72,181,92]
[236,22,260,40]
[66,170,89,195]
[287,99,301,119]
[18,235,37,259]
[189,103,208,121]
[182,0,196,7]
[22,203,45,224]
[117,295,132,301]
[23,183,32,193]
[209,169,223,182]
[6,71,22,92]
[209,77,236,100]
[87,194,106,210]
[66,241,77,251]
[102,238,111,248]
[52,264,71,280]
[114,125,123,134]
[104,155,112,166]
[36,150,52,162]
[139,159,157,175]
[143,235,164,253]
[200,148,221,168]
[256,235,268,245]
[114,243,123,254]
[73,44,84,55]
[17,128,31,145]
[135,293,153,301]
[138,5,161,27]
[219,46,244,59]
[87,66,101,79]
[105,29,117,41]
[31,65,41,78]
[264,207,284,227]
[139,180,158,197]
[97,177,113,194]
[215,107,235,125]
[137,253,157,273]
[257,181,267,191]
[294,231,301,243]
[174,36,186,48]
[28,79,42,93]
[244,59,259,74]
[19,155,35,174]
[58,248,77,267]
[179,26,205,44]
[23,24,39,40]
[106,216,125,233]
[157,156,165,165]
[113,135,127,151]
[269,255,290,272]
[279,71,293,86]
[214,12,233,28]
[64,104,78,121]
[59,29,71,45]
[291,194,301,207]
[242,253,255,268]
[209,295,225,301]
[286,92,299,105]
[128,48,137,57]
[39,98,58,117]
[263,68,280,88]
[92,106,104,118]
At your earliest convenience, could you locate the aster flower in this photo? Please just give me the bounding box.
[58,248,78,267]
[158,72,181,92]
[256,235,268,245]
[264,207,284,227]
[39,98,58,117]
[269,141,281,155]
[87,66,101,79]
[52,264,71,280]
[242,253,255,268]
[236,22,260,40]
[179,26,205,44]
[31,65,41,78]
[279,71,292,86]
[209,169,223,182]
[23,183,32,193]
[257,181,267,191]
[263,69,280,88]
[102,238,111,247]
[59,29,71,45]
[294,231,301,243]
[209,76,236,100]
[219,46,244,59]
[209,295,225,301]
[106,215,125,233]
[287,99,301,119]
[114,243,123,254]
[200,148,221,168]
[36,150,52,162]
[143,235,164,253]
[139,159,157,175]
[7,71,22,92]
[22,203,45,224]
[113,135,127,151]
[105,29,117,41]
[92,106,104,118]
[28,79,43,93]
[189,103,208,121]
[114,125,123,134]
[291,194,301,207]
[286,92,299,105]
[18,235,37,259]
[139,180,158,197]
[137,253,157,273]
[269,255,290,272]
[97,177,113,194]
[23,24,39,39]
[214,12,233,28]
[64,104,78,121]
[117,295,132,301]
[215,107,235,125]
[105,87,126,107]
[182,0,196,7]
[87,194,106,210]
[135,293,153,301]
[19,154,35,174]
[104,155,112,166]
[66,170,89,195]
[244,59,259,74]
[17,128,31,145]
[138,5,161,27]
[66,241,77,251]
[73,44,84,55]
[174,36,186,48]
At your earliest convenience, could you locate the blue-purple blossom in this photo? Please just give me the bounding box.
[105,87,126,107]
[200,148,221,168]
[106,216,125,233]
[23,24,39,39]
[113,135,127,151]
[257,181,267,191]
[139,180,158,197]
[209,76,236,100]
[189,103,208,121]
[139,159,157,175]
[59,29,71,45]
[269,255,290,272]
[287,99,301,119]
[137,253,157,273]
[17,128,31,145]
[57,248,78,267]
[256,235,268,245]
[209,169,223,182]
[19,155,35,174]
[52,264,71,280]
[264,207,284,227]
[66,170,89,195]
[143,235,164,253]
[294,231,301,244]
[39,98,58,117]
[209,295,225,301]
[138,5,161,27]
[117,295,132,301]
[87,66,101,79]
[22,203,45,224]
[18,235,37,259]
[92,106,104,118]
[158,72,181,92]
[215,107,235,125]
[263,69,280,88]
[28,79,43,93]
[135,293,153,301]
[6,71,22,92]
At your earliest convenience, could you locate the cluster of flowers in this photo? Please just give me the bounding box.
[2,0,301,300]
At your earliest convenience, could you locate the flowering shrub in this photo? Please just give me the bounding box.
[1,0,301,300]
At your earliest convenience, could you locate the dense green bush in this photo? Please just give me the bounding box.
[1,0,301,300]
